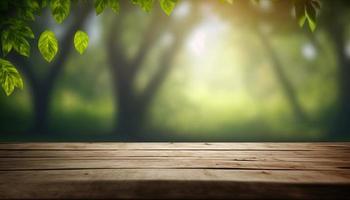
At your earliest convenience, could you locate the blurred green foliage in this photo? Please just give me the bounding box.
[0,0,349,141]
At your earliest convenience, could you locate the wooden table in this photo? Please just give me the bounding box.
[0,143,349,199]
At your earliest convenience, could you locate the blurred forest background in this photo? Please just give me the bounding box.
[1,0,350,141]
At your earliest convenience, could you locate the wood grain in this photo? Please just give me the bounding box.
[0,142,349,199]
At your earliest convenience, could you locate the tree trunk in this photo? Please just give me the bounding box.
[116,101,146,138]
[106,4,200,138]
[11,5,92,135]
[326,11,350,136]
[114,75,146,137]
[32,87,50,133]
[257,30,308,122]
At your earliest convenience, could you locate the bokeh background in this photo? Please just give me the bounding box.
[1,0,350,141]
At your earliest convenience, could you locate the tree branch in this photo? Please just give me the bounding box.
[138,5,200,109]
[106,6,135,94]
[256,28,308,122]
[128,8,171,80]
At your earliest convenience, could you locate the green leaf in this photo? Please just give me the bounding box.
[0,58,23,96]
[13,36,30,57]
[38,30,58,62]
[298,14,307,27]
[18,9,36,21]
[25,0,41,12]
[306,14,316,32]
[19,25,35,39]
[94,0,108,15]
[74,30,89,54]
[1,30,13,56]
[160,0,177,16]
[17,0,41,20]
[294,1,306,27]
[94,0,120,15]
[109,0,120,14]
[294,0,319,32]
[50,0,70,23]
[305,1,317,32]
[41,0,49,8]
[132,0,154,12]
[1,21,34,57]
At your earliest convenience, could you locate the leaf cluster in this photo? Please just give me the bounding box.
[0,0,320,96]
[294,0,321,32]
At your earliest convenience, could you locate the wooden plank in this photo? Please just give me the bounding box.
[0,150,349,159]
[1,169,349,184]
[1,156,349,163]
[1,149,349,163]
[1,142,349,150]
[1,158,349,171]
[0,143,349,199]
[0,169,349,199]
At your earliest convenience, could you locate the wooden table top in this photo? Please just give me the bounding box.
[0,142,349,199]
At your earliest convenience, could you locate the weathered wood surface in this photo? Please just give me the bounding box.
[0,142,349,199]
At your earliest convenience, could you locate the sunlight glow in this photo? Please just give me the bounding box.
[259,0,272,11]
[87,14,101,46]
[181,11,253,110]
[302,43,317,60]
[187,13,228,56]
[345,42,350,58]
[173,1,190,19]
[189,31,206,56]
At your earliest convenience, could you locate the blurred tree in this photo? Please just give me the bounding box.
[214,0,308,122]
[106,2,200,136]
[257,30,308,122]
[8,4,92,133]
[321,1,350,136]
